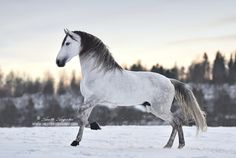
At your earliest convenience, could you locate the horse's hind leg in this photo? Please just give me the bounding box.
[152,110,185,149]
[172,116,185,149]
[151,110,178,148]
[164,125,177,148]
[164,117,185,149]
[177,125,185,149]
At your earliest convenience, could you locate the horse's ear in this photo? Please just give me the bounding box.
[65,29,80,41]
[65,28,74,36]
[64,28,68,34]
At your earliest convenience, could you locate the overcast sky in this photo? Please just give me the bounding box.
[1,0,236,78]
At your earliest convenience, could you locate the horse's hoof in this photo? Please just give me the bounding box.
[71,140,79,146]
[90,122,101,130]
[163,144,172,149]
[178,143,185,149]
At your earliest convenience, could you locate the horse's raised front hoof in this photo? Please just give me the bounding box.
[71,140,80,146]
[90,122,101,130]
[178,143,185,149]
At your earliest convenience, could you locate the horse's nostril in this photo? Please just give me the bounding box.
[56,59,60,66]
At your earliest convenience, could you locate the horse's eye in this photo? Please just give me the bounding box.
[65,42,70,46]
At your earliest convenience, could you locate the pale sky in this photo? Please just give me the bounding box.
[1,0,236,78]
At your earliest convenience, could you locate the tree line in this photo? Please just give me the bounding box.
[0,71,81,98]
[187,52,236,84]
[129,51,236,84]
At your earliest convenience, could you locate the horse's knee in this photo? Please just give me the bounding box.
[78,107,93,123]
[78,115,89,125]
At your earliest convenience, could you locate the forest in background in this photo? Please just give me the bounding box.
[0,51,236,127]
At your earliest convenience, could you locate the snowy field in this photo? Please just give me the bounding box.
[0,126,235,158]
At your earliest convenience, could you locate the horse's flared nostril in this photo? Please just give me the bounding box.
[56,59,60,66]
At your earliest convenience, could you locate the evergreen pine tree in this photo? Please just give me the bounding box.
[203,53,211,82]
[179,66,186,81]
[0,100,19,127]
[42,73,54,95]
[44,98,62,119]
[212,51,227,84]
[228,54,236,84]
[22,98,36,126]
[57,78,67,95]
[70,71,80,95]
[130,60,146,71]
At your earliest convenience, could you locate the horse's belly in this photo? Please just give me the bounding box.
[99,80,161,107]
[102,89,151,106]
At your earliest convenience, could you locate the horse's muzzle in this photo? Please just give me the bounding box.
[56,59,66,67]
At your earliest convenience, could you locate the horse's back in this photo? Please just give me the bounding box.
[126,70,173,91]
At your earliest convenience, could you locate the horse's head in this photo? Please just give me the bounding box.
[56,29,81,67]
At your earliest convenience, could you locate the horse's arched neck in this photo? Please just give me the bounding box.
[79,55,105,79]
[79,51,123,80]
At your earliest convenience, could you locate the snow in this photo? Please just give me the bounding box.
[0,126,235,158]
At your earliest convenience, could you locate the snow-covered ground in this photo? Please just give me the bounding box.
[0,126,235,158]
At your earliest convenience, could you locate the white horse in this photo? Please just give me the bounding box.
[56,29,207,149]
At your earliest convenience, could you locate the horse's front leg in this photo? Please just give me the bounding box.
[71,105,94,146]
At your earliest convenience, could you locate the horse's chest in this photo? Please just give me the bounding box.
[80,78,108,101]
[80,80,95,99]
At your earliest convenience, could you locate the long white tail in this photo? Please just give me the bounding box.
[170,79,207,132]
